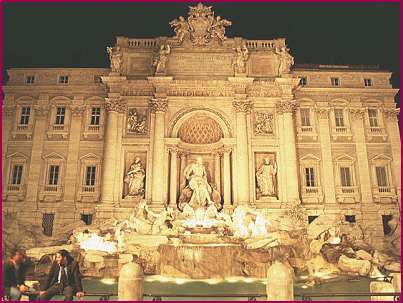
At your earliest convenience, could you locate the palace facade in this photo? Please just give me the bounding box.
[2,4,400,244]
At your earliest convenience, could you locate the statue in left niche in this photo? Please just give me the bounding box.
[124,157,145,198]
[106,46,123,74]
[127,109,147,134]
[153,44,171,75]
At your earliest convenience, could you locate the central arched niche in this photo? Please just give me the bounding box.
[178,115,223,144]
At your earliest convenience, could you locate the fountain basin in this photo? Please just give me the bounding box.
[159,243,243,279]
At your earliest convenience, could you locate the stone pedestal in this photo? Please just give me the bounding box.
[266,261,294,301]
[118,262,144,301]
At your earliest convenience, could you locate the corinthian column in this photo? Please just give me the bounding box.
[276,100,299,202]
[149,98,168,208]
[168,147,178,208]
[101,97,126,203]
[223,147,232,207]
[233,98,252,204]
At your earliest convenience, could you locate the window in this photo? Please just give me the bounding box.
[364,78,372,87]
[81,214,93,225]
[368,109,378,127]
[59,75,69,84]
[55,107,66,125]
[300,108,311,126]
[48,165,60,185]
[308,215,318,224]
[42,213,54,236]
[381,215,393,235]
[345,215,356,223]
[340,167,352,187]
[331,77,340,86]
[19,107,31,125]
[85,166,97,186]
[90,107,101,125]
[300,77,307,86]
[334,109,345,127]
[26,75,35,84]
[305,167,315,187]
[375,166,388,187]
[11,165,23,185]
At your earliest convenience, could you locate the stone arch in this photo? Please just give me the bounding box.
[49,96,73,103]
[169,107,233,139]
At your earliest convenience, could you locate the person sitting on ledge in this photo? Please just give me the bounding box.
[2,248,30,300]
[39,249,84,301]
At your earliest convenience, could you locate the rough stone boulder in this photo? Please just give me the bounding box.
[337,254,371,276]
[307,215,340,239]
[355,249,372,261]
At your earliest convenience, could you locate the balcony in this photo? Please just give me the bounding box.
[39,184,64,201]
[336,186,360,204]
[77,185,100,202]
[366,126,387,142]
[47,124,69,140]
[4,184,26,201]
[301,186,324,204]
[372,185,398,203]
[83,125,104,140]
[297,126,318,141]
[11,124,33,140]
[331,126,353,141]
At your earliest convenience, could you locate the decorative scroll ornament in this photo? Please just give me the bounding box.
[255,112,274,135]
[106,46,123,74]
[127,109,148,134]
[105,97,126,113]
[349,108,365,120]
[233,99,252,113]
[314,107,330,119]
[70,106,86,118]
[275,100,298,114]
[149,98,168,113]
[169,3,232,46]
[383,108,400,121]
[34,105,50,118]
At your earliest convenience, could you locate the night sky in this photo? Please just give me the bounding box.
[2,2,400,99]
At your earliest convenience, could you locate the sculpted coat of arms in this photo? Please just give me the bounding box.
[169,3,232,46]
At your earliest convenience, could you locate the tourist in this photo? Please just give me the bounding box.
[2,249,30,300]
[39,249,84,301]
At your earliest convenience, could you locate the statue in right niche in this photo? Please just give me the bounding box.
[256,157,277,197]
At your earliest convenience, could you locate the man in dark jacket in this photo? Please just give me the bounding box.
[39,249,84,301]
[2,249,29,300]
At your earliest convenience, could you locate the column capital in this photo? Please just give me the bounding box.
[168,146,179,155]
[348,107,365,120]
[33,105,50,118]
[105,97,127,113]
[178,150,189,158]
[275,100,298,114]
[149,98,168,113]
[213,149,224,157]
[383,107,400,122]
[223,146,233,154]
[233,99,252,113]
[314,106,330,119]
[70,105,86,118]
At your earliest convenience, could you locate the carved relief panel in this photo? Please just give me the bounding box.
[126,108,149,136]
[253,111,274,136]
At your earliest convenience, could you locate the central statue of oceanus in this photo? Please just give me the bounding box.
[178,156,222,211]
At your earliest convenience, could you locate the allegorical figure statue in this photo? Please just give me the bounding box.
[256,158,277,197]
[183,157,213,209]
[274,46,294,76]
[124,157,145,198]
[233,45,249,74]
[211,16,232,43]
[106,46,123,73]
[169,16,190,43]
[153,44,171,75]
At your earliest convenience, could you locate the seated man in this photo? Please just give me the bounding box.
[2,249,29,300]
[39,249,84,301]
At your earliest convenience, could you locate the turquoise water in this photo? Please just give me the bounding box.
[46,276,373,301]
